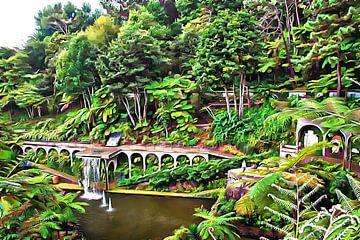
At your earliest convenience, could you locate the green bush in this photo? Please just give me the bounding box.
[119,152,270,189]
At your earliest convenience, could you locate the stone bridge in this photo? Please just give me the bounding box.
[19,141,234,189]
[19,141,87,165]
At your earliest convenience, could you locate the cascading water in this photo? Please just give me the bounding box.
[81,158,102,200]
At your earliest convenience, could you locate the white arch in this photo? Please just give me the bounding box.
[296,124,324,148]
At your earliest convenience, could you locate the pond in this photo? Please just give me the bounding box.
[77,193,215,240]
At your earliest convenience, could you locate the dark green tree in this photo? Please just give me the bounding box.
[55,35,98,109]
[96,8,171,126]
[193,10,264,119]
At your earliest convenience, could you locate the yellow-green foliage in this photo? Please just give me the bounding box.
[85,16,119,46]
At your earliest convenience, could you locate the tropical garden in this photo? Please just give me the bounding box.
[1,0,360,239]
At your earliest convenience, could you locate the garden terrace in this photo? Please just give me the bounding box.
[19,140,235,189]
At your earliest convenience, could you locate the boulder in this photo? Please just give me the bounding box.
[135,182,150,190]
[226,182,250,200]
[182,181,199,190]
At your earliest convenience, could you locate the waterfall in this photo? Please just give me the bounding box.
[81,158,102,200]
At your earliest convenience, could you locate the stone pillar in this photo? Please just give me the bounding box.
[69,151,74,166]
[127,154,132,178]
[155,153,163,171]
[141,153,147,172]
[105,160,109,190]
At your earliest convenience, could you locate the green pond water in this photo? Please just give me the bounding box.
[78,193,214,240]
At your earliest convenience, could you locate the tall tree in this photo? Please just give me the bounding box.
[294,2,360,96]
[193,10,264,119]
[96,8,171,126]
[55,35,98,109]
[34,2,100,40]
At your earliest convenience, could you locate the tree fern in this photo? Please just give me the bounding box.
[299,205,360,240]
[263,97,360,139]
[261,172,325,238]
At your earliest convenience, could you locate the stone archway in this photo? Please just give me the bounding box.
[192,155,207,165]
[161,154,174,169]
[324,130,351,161]
[11,145,23,155]
[35,148,47,163]
[107,161,116,188]
[145,153,159,173]
[130,153,144,177]
[297,125,323,150]
[176,155,190,166]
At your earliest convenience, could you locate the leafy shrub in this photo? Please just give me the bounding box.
[212,101,277,151]
[119,152,270,189]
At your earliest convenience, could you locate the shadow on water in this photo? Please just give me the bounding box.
[77,193,214,240]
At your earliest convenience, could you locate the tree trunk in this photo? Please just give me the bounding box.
[232,81,238,115]
[142,90,148,121]
[223,85,231,119]
[238,73,245,119]
[336,58,342,97]
[284,0,292,46]
[294,0,301,27]
[120,97,136,126]
[275,10,296,80]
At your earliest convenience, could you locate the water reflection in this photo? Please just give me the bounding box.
[78,193,214,240]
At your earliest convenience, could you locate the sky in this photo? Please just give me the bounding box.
[0,0,102,48]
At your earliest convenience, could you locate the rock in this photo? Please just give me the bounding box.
[169,182,182,191]
[226,182,251,200]
[135,182,150,190]
[182,181,199,190]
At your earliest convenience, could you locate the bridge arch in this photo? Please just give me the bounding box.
[116,152,129,179]
[107,160,117,185]
[176,155,190,166]
[24,146,35,154]
[48,148,59,156]
[12,145,23,155]
[145,153,159,172]
[192,155,207,165]
[130,153,144,177]
[160,154,174,170]
[35,148,47,161]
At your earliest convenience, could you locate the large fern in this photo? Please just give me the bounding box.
[260,172,326,239]
[263,97,360,138]
[194,208,242,240]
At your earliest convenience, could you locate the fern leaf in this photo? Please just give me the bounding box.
[301,185,321,203]
[262,221,288,234]
[271,183,296,198]
[299,176,317,192]
[268,193,297,211]
[264,206,296,224]
[334,226,357,240]
[346,174,360,200]
[234,193,255,216]
[326,218,352,238]
[335,189,354,211]
[300,195,327,216]
[300,222,327,234]
[249,173,281,210]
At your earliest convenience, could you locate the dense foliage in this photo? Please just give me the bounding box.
[1,0,360,239]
